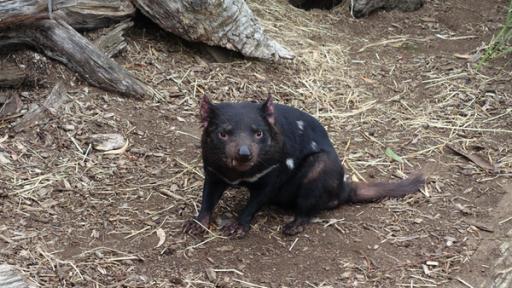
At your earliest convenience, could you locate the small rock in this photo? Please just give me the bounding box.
[413,218,423,224]
[87,133,127,151]
[62,124,75,131]
[216,245,235,252]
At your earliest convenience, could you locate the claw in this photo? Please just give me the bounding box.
[221,222,249,238]
[282,217,309,236]
[182,217,209,235]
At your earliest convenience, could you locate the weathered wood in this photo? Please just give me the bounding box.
[0,0,47,28]
[53,0,135,30]
[93,19,133,58]
[132,0,294,61]
[0,94,22,119]
[0,19,158,98]
[0,264,33,288]
[14,81,68,132]
[0,0,135,29]
[0,63,25,88]
[0,1,157,98]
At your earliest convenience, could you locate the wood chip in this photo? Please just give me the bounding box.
[155,228,166,248]
[463,219,494,233]
[447,144,496,171]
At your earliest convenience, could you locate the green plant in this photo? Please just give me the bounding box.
[479,0,512,65]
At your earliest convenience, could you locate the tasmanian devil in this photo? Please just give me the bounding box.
[183,95,425,237]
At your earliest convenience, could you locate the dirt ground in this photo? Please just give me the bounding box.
[1,0,511,287]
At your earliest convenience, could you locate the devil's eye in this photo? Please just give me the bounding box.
[218,131,228,139]
[255,130,263,138]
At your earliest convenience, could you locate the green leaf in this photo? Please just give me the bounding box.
[385,147,404,163]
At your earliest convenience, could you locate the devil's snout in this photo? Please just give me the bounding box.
[237,145,252,162]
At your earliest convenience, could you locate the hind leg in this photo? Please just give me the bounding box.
[282,152,343,235]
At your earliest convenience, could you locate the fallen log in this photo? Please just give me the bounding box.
[131,0,294,60]
[0,19,159,98]
[0,0,158,98]
[0,0,135,30]
[0,0,47,28]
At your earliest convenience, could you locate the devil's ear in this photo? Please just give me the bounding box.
[262,94,275,125]
[199,95,214,127]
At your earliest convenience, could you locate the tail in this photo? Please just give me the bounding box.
[346,174,425,203]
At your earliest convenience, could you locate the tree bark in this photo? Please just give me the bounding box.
[0,0,135,29]
[93,19,133,58]
[132,0,294,60]
[0,0,47,28]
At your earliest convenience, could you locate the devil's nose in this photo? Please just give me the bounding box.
[238,145,252,162]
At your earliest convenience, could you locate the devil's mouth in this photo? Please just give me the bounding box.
[229,159,254,172]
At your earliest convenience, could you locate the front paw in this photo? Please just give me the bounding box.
[282,222,305,236]
[282,217,309,236]
[221,222,249,238]
[183,217,209,235]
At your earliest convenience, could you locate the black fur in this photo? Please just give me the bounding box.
[183,96,424,237]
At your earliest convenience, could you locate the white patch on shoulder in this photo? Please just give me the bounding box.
[286,158,294,170]
[311,141,318,151]
[344,174,349,183]
[296,120,304,131]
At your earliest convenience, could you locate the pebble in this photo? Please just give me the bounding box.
[62,124,75,131]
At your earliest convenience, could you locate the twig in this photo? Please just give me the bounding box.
[456,277,475,288]
[232,278,268,288]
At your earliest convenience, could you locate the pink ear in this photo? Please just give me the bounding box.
[200,95,212,127]
[262,95,275,125]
